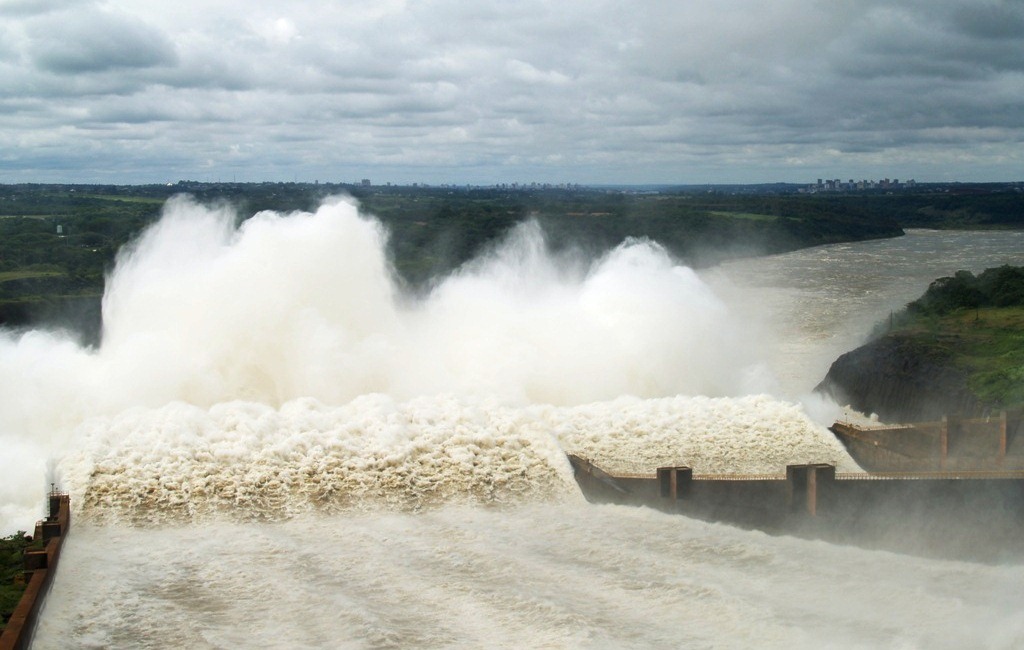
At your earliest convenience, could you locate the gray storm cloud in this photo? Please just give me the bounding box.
[0,0,1021,182]
[27,8,177,74]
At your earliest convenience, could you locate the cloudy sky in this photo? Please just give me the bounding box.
[1,0,1022,185]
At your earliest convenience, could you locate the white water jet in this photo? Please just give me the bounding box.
[1,195,849,532]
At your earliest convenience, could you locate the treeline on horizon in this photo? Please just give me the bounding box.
[1,182,1021,341]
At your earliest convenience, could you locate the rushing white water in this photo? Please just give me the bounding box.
[5,199,1024,648]
[1,196,850,531]
[34,504,1024,649]
[62,394,856,526]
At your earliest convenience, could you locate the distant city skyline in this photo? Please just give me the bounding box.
[4,176,1020,190]
[1,1,1022,185]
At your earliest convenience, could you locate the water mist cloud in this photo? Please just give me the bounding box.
[0,196,819,531]
[95,195,767,408]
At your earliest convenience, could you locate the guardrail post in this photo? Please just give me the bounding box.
[939,415,959,470]
[998,410,1008,463]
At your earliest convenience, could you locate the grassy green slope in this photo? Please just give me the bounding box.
[884,266,1024,412]
[890,307,1024,411]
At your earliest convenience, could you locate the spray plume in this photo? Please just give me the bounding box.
[0,196,853,529]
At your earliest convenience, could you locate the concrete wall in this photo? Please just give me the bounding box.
[568,455,1024,562]
[831,412,1024,472]
[0,493,70,650]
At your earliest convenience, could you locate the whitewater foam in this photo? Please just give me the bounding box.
[553,394,858,476]
[33,503,1024,649]
[63,396,580,525]
[60,393,855,525]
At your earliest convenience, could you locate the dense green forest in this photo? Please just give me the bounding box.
[1,182,1021,340]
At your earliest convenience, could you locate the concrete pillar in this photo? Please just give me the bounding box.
[786,464,804,512]
[940,416,950,470]
[787,464,835,516]
[48,494,62,521]
[40,521,61,542]
[657,467,670,498]
[807,464,835,517]
[23,550,47,571]
[657,467,692,501]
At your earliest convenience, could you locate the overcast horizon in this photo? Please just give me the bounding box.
[2,1,1023,186]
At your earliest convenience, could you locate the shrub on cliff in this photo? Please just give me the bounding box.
[908,265,1024,316]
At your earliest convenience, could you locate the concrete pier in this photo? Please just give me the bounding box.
[0,491,70,650]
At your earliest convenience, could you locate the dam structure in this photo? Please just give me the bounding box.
[830,411,1024,472]
[0,490,70,650]
[568,453,1024,562]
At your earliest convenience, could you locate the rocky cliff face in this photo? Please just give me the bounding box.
[816,333,984,423]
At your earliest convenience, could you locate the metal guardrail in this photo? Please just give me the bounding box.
[836,470,1024,480]
[834,419,916,431]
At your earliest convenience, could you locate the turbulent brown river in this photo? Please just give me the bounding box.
[1,199,1021,649]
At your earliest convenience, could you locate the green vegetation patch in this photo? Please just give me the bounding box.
[707,210,778,222]
[0,531,35,631]
[885,266,1024,410]
[0,269,66,283]
[955,309,1024,408]
[79,194,166,204]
